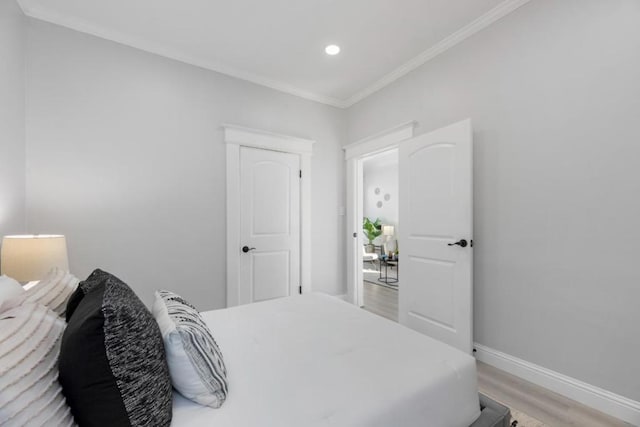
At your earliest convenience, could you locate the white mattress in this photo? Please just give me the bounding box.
[172,294,480,427]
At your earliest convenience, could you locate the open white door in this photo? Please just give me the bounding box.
[398,119,473,353]
[238,147,300,304]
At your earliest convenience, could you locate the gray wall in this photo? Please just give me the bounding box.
[25,20,346,309]
[0,0,26,240]
[347,0,640,401]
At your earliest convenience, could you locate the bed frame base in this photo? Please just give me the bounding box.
[469,393,511,427]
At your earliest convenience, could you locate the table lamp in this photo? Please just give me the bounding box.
[382,225,395,257]
[1,235,69,284]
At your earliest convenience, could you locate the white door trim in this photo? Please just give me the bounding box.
[225,124,314,307]
[344,121,416,160]
[344,121,416,306]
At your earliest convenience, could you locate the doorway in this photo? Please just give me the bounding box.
[361,149,399,321]
[225,124,313,307]
[345,119,474,354]
[345,122,415,309]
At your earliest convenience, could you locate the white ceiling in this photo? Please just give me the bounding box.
[18,0,529,108]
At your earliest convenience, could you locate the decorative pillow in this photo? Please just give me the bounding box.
[0,274,24,311]
[59,269,172,427]
[152,290,228,408]
[0,302,75,426]
[21,268,79,316]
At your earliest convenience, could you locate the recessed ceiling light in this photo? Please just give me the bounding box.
[325,44,340,56]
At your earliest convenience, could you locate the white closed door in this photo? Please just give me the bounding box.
[398,119,473,353]
[239,147,300,304]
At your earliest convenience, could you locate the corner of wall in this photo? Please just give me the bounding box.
[0,0,28,238]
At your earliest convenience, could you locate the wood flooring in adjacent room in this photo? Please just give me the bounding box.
[360,280,630,427]
[362,280,398,322]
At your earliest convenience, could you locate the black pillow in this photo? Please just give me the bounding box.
[59,269,172,427]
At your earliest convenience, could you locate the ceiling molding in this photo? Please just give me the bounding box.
[19,0,531,110]
[15,0,29,15]
[342,0,533,107]
[18,1,348,108]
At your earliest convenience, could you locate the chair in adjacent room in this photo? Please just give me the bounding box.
[362,245,379,271]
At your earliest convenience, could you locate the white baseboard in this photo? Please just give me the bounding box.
[474,343,640,426]
[334,294,349,301]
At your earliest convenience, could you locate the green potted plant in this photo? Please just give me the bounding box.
[363,217,382,252]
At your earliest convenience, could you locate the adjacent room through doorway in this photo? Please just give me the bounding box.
[347,118,474,357]
[361,149,399,321]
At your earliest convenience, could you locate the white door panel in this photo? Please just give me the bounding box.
[407,144,456,237]
[251,161,291,235]
[240,147,300,304]
[399,119,473,353]
[251,251,290,302]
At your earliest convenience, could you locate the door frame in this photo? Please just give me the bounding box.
[224,124,314,307]
[344,121,415,306]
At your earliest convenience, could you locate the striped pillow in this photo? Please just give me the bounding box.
[152,290,228,408]
[0,302,75,426]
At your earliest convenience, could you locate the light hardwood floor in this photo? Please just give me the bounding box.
[361,281,630,427]
[362,280,398,322]
[477,362,630,427]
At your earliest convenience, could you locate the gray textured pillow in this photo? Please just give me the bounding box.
[59,269,172,426]
[153,290,228,408]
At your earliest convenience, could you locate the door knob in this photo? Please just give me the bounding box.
[242,246,256,253]
[447,239,468,248]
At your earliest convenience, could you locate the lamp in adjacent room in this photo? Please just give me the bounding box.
[1,235,69,284]
[382,225,395,257]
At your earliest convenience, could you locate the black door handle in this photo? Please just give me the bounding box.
[242,246,256,253]
[447,239,468,248]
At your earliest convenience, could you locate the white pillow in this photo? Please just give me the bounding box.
[152,290,228,408]
[12,268,79,316]
[0,302,75,426]
[0,275,25,312]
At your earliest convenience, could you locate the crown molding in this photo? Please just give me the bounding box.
[15,0,29,15]
[18,0,530,110]
[17,1,348,108]
[343,0,533,107]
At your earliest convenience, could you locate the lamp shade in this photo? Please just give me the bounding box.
[382,225,395,236]
[1,235,69,282]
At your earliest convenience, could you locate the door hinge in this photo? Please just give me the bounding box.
[299,170,302,178]
[353,232,357,238]
[299,285,302,294]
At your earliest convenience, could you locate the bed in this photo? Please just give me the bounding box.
[172,293,510,427]
[1,271,509,426]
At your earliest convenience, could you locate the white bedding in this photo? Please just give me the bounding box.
[172,293,480,427]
